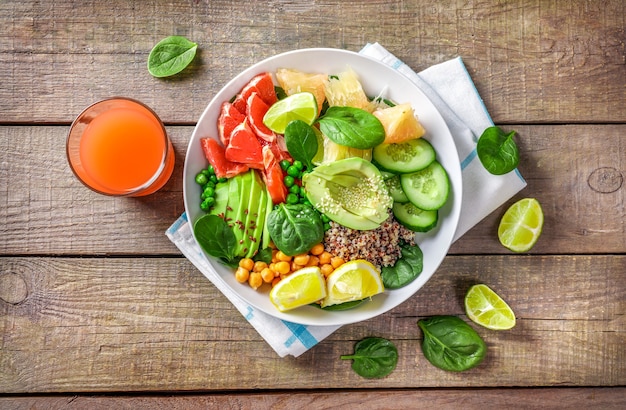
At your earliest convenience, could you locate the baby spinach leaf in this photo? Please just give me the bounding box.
[267,203,324,256]
[318,106,385,150]
[477,126,520,175]
[341,337,398,378]
[381,243,423,289]
[284,120,318,170]
[193,214,237,266]
[148,35,198,78]
[418,315,487,372]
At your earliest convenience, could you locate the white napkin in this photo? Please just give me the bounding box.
[166,43,527,357]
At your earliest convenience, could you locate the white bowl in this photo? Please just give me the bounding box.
[183,48,462,326]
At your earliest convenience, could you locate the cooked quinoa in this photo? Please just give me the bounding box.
[323,212,416,269]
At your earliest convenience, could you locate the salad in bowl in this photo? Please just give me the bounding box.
[183,48,462,326]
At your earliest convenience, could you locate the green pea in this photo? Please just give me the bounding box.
[195,173,208,185]
[289,184,300,194]
[201,169,211,176]
[286,193,299,204]
[204,197,216,207]
[323,222,331,231]
[204,180,216,189]
[283,175,295,188]
[218,177,228,183]
[209,175,218,184]
[287,165,300,177]
[280,159,291,171]
[199,200,210,211]
[207,165,215,174]
[203,186,215,198]
[321,214,330,223]
[293,160,304,170]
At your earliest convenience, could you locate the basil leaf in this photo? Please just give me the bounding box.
[284,120,318,170]
[193,214,237,266]
[381,243,423,289]
[318,106,385,149]
[147,36,198,78]
[341,337,398,378]
[267,203,324,256]
[418,316,487,372]
[476,126,520,175]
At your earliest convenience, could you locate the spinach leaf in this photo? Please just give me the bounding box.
[381,243,423,289]
[267,203,324,256]
[341,337,398,378]
[477,126,520,175]
[317,106,385,150]
[193,214,237,266]
[253,247,273,264]
[147,36,198,78]
[284,120,318,170]
[418,316,487,372]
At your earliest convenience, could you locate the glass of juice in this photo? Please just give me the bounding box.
[66,97,175,196]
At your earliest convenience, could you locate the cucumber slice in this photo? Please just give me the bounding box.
[373,138,436,173]
[385,175,409,203]
[400,161,450,210]
[393,202,438,232]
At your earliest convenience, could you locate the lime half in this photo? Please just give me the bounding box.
[465,284,516,330]
[498,198,544,252]
[263,92,318,134]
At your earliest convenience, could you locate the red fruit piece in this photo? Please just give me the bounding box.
[232,72,278,113]
[247,92,276,143]
[200,138,249,179]
[262,146,288,204]
[225,120,264,169]
[217,102,245,146]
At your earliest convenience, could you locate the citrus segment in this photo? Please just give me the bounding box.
[373,103,425,144]
[263,92,318,134]
[232,72,278,113]
[269,266,327,312]
[246,92,276,142]
[321,260,384,308]
[465,284,516,330]
[498,198,544,252]
[324,67,371,110]
[276,68,327,114]
[217,101,245,146]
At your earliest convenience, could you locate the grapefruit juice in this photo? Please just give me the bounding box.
[67,98,174,196]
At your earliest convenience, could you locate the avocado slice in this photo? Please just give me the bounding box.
[223,170,253,257]
[302,157,392,230]
[209,179,231,218]
[242,171,266,258]
[261,186,274,250]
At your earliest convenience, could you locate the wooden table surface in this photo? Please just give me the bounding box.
[1,1,625,408]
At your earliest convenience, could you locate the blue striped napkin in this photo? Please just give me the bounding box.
[166,43,526,357]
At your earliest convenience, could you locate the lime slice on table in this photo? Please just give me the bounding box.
[269,266,327,312]
[498,198,544,252]
[321,260,384,308]
[465,284,516,330]
[263,92,318,134]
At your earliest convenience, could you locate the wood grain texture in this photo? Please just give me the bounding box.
[1,256,624,392]
[0,0,624,124]
[2,388,626,410]
[1,125,623,255]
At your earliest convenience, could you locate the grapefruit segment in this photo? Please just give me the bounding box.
[225,120,264,169]
[261,146,288,204]
[247,92,277,143]
[200,138,249,179]
[232,72,278,113]
[217,101,245,146]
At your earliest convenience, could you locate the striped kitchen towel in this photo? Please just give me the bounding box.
[166,43,526,357]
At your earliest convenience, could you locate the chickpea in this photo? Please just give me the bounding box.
[291,262,303,272]
[320,264,334,277]
[271,277,281,287]
[261,268,275,283]
[310,243,325,256]
[330,256,345,268]
[253,260,268,273]
[293,254,310,266]
[235,267,250,283]
[248,272,263,289]
[276,250,292,262]
[306,255,320,267]
[319,251,332,265]
[239,258,254,271]
[274,261,291,275]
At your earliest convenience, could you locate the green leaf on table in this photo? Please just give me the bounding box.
[477,126,520,175]
[341,337,398,378]
[147,36,197,78]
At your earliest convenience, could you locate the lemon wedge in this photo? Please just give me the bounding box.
[321,260,384,308]
[269,266,327,312]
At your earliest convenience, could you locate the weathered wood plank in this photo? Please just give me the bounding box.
[2,388,626,410]
[1,0,624,124]
[1,255,624,392]
[1,125,623,255]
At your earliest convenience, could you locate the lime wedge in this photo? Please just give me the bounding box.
[263,92,318,134]
[498,198,544,252]
[465,284,516,330]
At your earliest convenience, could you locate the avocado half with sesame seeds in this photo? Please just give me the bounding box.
[302,157,393,231]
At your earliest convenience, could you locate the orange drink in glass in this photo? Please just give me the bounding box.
[67,98,174,196]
